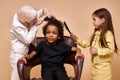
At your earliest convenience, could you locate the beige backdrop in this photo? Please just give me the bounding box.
[0,0,120,80]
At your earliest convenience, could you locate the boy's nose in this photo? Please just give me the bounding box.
[49,33,53,36]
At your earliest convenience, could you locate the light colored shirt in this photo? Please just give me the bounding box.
[10,14,38,55]
[76,30,115,63]
[10,9,44,55]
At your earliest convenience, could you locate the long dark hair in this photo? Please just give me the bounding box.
[90,8,118,53]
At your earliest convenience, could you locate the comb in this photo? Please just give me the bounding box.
[64,21,71,34]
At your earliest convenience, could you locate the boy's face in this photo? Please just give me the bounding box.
[45,25,60,45]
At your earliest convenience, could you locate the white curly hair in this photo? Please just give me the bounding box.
[17,5,37,23]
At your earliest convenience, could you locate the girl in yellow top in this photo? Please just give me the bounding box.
[70,8,118,80]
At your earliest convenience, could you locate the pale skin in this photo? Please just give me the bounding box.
[70,14,105,55]
[19,25,84,64]
[23,8,52,31]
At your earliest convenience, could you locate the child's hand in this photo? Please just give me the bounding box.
[90,47,98,55]
[75,53,84,61]
[70,33,78,42]
[75,48,84,61]
[18,56,27,64]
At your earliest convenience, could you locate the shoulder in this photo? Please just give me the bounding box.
[105,30,114,41]
[58,40,67,45]
[58,40,71,48]
[36,41,46,50]
[12,14,26,29]
[37,40,46,46]
[105,30,113,36]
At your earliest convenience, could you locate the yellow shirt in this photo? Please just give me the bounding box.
[76,30,115,63]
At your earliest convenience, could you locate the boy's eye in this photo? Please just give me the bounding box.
[46,31,50,34]
[46,31,58,34]
[52,32,58,34]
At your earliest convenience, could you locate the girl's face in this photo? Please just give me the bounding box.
[45,25,60,45]
[92,14,105,29]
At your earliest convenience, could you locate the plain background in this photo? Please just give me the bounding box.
[0,0,120,80]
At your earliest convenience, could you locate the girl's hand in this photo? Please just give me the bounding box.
[18,56,27,64]
[70,33,78,42]
[90,47,98,55]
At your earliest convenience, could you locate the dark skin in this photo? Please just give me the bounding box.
[19,25,84,64]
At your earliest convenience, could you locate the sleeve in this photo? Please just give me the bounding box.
[62,42,73,56]
[35,42,43,55]
[97,31,115,56]
[13,25,38,45]
[37,9,44,18]
[76,37,91,48]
